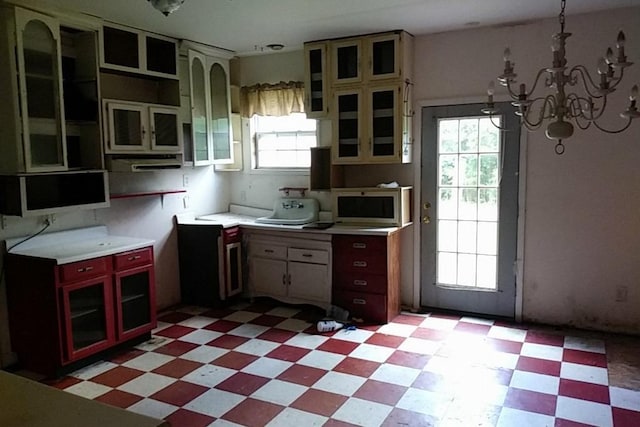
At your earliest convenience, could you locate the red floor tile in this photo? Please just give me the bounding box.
[365,333,406,348]
[353,379,407,406]
[91,366,145,388]
[317,338,360,355]
[153,340,199,357]
[390,314,425,326]
[158,312,194,324]
[333,356,381,377]
[207,334,249,349]
[94,389,143,409]
[486,337,523,354]
[525,330,565,347]
[215,372,270,395]
[203,319,243,333]
[249,314,287,327]
[558,378,610,404]
[155,325,196,339]
[504,388,557,416]
[46,376,82,390]
[410,327,450,341]
[222,398,285,427]
[386,350,431,370]
[381,407,439,427]
[265,344,311,362]
[152,358,204,379]
[455,322,492,335]
[291,389,348,417]
[200,308,235,319]
[562,348,608,368]
[324,419,360,427]
[555,419,595,427]
[164,408,216,427]
[411,370,458,395]
[243,300,279,313]
[516,355,562,376]
[108,348,145,364]
[612,407,640,427]
[277,364,327,387]
[150,380,209,407]
[428,312,462,321]
[211,351,259,370]
[257,328,298,343]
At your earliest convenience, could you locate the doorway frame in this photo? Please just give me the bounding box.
[412,96,528,321]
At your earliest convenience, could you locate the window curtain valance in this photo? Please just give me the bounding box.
[240,81,305,118]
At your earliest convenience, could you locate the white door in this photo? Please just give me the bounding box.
[421,103,520,317]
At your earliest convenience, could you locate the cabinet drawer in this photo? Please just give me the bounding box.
[59,257,109,283]
[334,235,387,275]
[333,271,387,294]
[288,247,329,265]
[223,226,241,243]
[333,290,388,324]
[250,241,287,259]
[334,235,387,254]
[113,247,153,271]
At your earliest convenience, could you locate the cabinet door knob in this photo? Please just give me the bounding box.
[302,253,313,258]
[77,266,93,273]
[352,243,367,249]
[353,280,367,286]
[353,298,366,305]
[353,261,367,268]
[127,255,141,261]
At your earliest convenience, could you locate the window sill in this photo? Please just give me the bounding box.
[249,168,310,176]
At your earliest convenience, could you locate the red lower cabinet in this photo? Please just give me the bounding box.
[6,247,156,377]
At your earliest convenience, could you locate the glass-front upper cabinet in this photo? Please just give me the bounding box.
[188,51,211,165]
[368,33,401,81]
[332,39,361,85]
[15,8,67,172]
[209,61,232,163]
[369,85,401,162]
[332,88,363,163]
[304,42,329,118]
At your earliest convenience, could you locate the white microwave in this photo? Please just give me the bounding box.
[332,187,412,226]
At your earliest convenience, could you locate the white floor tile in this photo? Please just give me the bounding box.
[396,388,453,418]
[136,336,173,352]
[487,325,527,342]
[117,372,175,397]
[477,350,520,370]
[64,381,111,399]
[273,318,310,332]
[377,322,418,337]
[251,379,308,406]
[332,328,375,343]
[179,329,223,345]
[556,396,613,427]
[234,338,280,356]
[460,316,495,326]
[127,398,178,420]
[122,352,175,371]
[424,356,471,378]
[563,336,606,354]
[297,349,345,370]
[510,371,560,395]
[180,345,228,363]
[184,388,245,418]
[332,397,394,427]
[312,371,367,396]
[223,311,261,323]
[70,361,118,380]
[420,316,459,330]
[152,321,172,334]
[266,407,327,427]
[370,364,421,387]
[520,342,564,361]
[496,407,555,427]
[398,337,442,355]
[241,357,293,378]
[266,307,301,318]
[228,323,270,338]
[610,386,640,411]
[284,333,329,349]
[182,364,236,387]
[348,343,395,363]
[178,315,217,329]
[209,419,244,427]
[560,362,609,385]
[456,382,509,407]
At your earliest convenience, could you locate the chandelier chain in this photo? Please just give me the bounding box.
[559,0,566,33]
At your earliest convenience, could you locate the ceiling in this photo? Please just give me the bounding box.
[31,0,640,56]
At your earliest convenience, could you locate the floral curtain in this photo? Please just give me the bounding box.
[240,81,305,117]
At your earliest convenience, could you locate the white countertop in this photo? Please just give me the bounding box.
[6,226,155,265]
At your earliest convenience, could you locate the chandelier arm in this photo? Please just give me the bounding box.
[488,113,511,131]
[607,67,626,91]
[503,81,521,100]
[525,68,551,96]
[569,66,605,99]
[573,113,593,131]
[521,96,555,129]
[592,117,633,134]
[566,93,606,121]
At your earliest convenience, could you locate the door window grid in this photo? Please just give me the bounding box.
[253,113,317,169]
[436,116,502,289]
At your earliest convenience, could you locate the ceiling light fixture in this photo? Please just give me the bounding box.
[148,0,185,16]
[482,0,639,154]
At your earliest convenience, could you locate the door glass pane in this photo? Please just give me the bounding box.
[69,284,107,350]
[336,45,358,80]
[337,93,359,158]
[371,89,394,156]
[210,63,231,160]
[23,20,63,167]
[436,116,502,289]
[191,57,209,161]
[113,109,142,146]
[153,111,178,147]
[120,271,150,332]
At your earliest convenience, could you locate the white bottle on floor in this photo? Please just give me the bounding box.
[317,320,344,332]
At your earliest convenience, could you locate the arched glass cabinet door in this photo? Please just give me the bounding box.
[16,9,67,172]
[189,51,211,165]
[209,62,232,163]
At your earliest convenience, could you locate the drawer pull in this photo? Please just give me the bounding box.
[352,243,367,249]
[265,249,274,253]
[353,280,367,286]
[127,255,142,261]
[77,266,94,273]
[353,298,367,305]
[353,261,367,268]
[302,253,313,258]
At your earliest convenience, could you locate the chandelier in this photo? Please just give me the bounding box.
[148,0,185,16]
[482,0,639,154]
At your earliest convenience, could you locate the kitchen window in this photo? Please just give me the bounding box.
[252,113,317,169]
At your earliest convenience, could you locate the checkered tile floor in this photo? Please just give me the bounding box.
[47,300,640,426]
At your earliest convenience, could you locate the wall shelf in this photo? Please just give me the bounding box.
[110,189,186,207]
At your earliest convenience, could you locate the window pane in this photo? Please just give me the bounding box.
[458,221,477,254]
[439,188,458,220]
[477,221,497,255]
[478,188,498,221]
[459,154,478,187]
[479,117,500,152]
[457,254,476,286]
[459,119,478,152]
[439,119,458,153]
[438,252,457,285]
[440,155,457,186]
[477,255,497,289]
[459,188,477,220]
[479,154,499,186]
[254,113,317,168]
[438,220,457,252]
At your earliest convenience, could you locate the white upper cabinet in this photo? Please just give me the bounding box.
[303,42,329,118]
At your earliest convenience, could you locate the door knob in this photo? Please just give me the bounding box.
[423,202,431,210]
[423,215,431,224]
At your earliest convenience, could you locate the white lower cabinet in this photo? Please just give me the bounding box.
[247,232,331,309]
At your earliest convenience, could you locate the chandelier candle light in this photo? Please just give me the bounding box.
[148,0,185,16]
[482,0,639,154]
